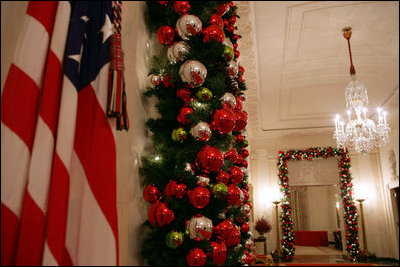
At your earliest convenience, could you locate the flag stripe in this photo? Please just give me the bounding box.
[39,50,63,135]
[1,65,40,151]
[45,153,73,266]
[44,70,78,266]
[26,1,58,35]
[14,15,50,88]
[66,151,117,265]
[15,192,46,266]
[74,84,119,252]
[1,204,20,266]
[1,123,31,214]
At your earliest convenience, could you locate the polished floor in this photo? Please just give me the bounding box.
[254,245,399,266]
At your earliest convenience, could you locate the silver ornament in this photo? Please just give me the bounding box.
[185,163,194,174]
[197,175,210,186]
[218,212,226,219]
[241,203,251,214]
[179,60,207,86]
[235,190,245,207]
[146,74,162,88]
[167,41,189,63]
[228,60,239,77]
[176,14,202,40]
[223,37,233,50]
[186,215,213,241]
[220,92,236,109]
[191,122,212,142]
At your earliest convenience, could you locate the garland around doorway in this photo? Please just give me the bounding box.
[277,147,361,261]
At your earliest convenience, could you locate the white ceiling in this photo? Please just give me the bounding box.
[242,1,399,135]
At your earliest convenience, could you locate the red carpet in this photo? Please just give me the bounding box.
[279,264,379,266]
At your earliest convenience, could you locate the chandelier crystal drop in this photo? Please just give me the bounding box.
[333,27,390,155]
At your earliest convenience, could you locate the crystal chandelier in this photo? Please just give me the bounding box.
[333,27,390,155]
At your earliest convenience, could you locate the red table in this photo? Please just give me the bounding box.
[295,231,329,246]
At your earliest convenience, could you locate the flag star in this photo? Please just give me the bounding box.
[68,44,84,73]
[101,14,113,43]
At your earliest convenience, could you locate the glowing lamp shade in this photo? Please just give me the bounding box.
[354,183,371,201]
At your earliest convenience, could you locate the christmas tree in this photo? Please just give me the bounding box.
[139,1,253,266]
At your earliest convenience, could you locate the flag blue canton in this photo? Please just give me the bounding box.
[64,1,112,91]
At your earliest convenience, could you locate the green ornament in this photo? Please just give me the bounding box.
[196,87,213,101]
[224,45,234,62]
[243,139,249,147]
[166,231,184,249]
[213,183,228,199]
[172,128,187,142]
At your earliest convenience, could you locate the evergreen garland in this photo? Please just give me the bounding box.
[277,147,361,262]
[140,2,252,266]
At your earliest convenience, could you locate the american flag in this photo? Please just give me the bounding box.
[1,2,119,265]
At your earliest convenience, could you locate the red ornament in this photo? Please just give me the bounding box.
[235,98,243,111]
[215,220,234,240]
[230,16,237,25]
[233,42,238,50]
[155,203,175,226]
[225,224,241,247]
[173,1,190,14]
[240,148,249,158]
[238,66,245,76]
[228,1,234,8]
[229,166,243,184]
[202,25,225,42]
[187,248,207,266]
[241,222,250,233]
[210,14,224,29]
[227,25,235,32]
[163,74,174,87]
[177,106,194,124]
[164,180,187,198]
[143,184,161,203]
[227,184,241,206]
[235,134,244,143]
[223,19,229,28]
[242,189,249,202]
[189,186,211,209]
[148,202,174,227]
[157,25,175,45]
[147,201,160,226]
[209,241,227,266]
[238,76,243,83]
[196,145,224,173]
[216,170,230,184]
[215,3,228,16]
[211,107,236,134]
[224,147,238,163]
[233,110,247,132]
[233,34,239,41]
[176,87,191,102]
[234,49,240,59]
[236,154,244,165]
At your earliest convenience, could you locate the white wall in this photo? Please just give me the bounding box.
[249,128,399,259]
